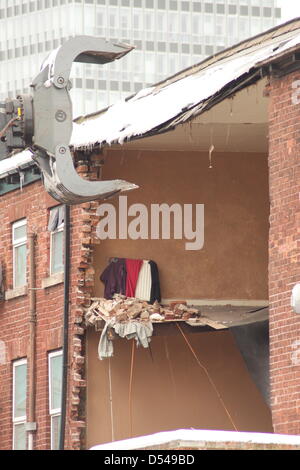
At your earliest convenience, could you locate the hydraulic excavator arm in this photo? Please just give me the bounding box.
[0,36,138,204]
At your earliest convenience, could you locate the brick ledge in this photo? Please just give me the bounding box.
[5,285,27,300]
[41,272,64,289]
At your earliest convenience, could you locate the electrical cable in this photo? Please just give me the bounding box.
[176,322,238,431]
[128,339,135,437]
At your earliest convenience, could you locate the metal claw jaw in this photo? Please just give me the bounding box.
[30,36,137,205]
[32,146,138,205]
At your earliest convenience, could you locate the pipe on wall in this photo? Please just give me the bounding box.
[27,233,37,450]
[59,204,71,450]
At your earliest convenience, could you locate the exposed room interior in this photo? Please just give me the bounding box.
[85,77,273,447]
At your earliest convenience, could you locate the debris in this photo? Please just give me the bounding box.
[85,294,202,327]
[86,295,203,360]
[140,311,150,320]
[149,313,164,321]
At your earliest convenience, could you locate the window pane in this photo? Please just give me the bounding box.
[204,15,214,35]
[14,223,26,241]
[51,414,61,450]
[51,231,64,274]
[14,244,27,287]
[14,362,27,418]
[14,423,26,450]
[50,354,62,411]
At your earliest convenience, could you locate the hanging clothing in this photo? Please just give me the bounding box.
[98,318,153,360]
[125,258,143,297]
[100,258,127,299]
[149,260,161,304]
[135,259,152,302]
[48,205,64,231]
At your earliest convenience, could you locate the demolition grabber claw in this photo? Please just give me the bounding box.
[0,36,138,204]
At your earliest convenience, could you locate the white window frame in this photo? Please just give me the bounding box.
[12,219,27,289]
[49,207,64,276]
[48,350,62,450]
[12,358,27,450]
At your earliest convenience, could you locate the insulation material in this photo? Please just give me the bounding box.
[231,320,270,406]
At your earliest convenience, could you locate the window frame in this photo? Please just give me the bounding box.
[49,206,64,276]
[48,349,63,450]
[12,218,27,289]
[12,358,27,450]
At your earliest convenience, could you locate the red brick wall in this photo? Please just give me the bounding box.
[0,162,97,449]
[268,70,300,435]
[0,180,61,449]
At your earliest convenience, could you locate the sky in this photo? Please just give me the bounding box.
[276,0,300,22]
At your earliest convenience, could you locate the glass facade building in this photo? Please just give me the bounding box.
[0,0,281,118]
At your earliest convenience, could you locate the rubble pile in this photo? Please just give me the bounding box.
[85,293,201,328]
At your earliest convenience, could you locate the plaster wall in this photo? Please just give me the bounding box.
[93,149,269,301]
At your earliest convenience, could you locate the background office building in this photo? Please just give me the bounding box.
[0,0,281,118]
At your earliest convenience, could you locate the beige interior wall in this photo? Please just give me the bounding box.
[93,149,269,301]
[86,326,273,448]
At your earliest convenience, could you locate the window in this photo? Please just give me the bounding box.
[252,6,260,16]
[239,17,250,40]
[181,43,190,53]
[204,2,213,13]
[48,350,63,450]
[204,15,214,35]
[216,15,225,36]
[86,79,95,89]
[168,12,179,41]
[263,7,272,17]
[181,1,190,11]
[157,0,166,8]
[48,206,64,275]
[12,219,27,289]
[275,8,281,18]
[216,3,225,14]
[13,359,27,450]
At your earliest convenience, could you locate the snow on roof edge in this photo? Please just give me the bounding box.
[0,149,34,179]
[71,20,300,150]
[90,428,300,450]
[75,16,300,126]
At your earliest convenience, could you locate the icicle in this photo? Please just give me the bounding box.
[19,170,25,191]
[226,123,231,147]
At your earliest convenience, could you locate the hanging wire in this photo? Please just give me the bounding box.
[128,339,135,437]
[176,322,238,431]
[0,116,19,139]
[108,358,115,442]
